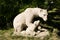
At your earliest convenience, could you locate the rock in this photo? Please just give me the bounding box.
[35,29,50,39]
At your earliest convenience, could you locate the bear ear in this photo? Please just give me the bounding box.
[44,8,47,10]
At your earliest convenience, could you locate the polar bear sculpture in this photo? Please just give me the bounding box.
[13,8,48,35]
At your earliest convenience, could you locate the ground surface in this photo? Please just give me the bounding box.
[0,28,60,40]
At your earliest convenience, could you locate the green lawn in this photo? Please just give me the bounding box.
[0,28,60,40]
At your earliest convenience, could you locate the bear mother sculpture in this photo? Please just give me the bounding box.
[13,8,48,35]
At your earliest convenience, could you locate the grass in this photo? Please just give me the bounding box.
[0,28,60,40]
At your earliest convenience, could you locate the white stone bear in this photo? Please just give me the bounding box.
[13,8,48,35]
[20,20,40,36]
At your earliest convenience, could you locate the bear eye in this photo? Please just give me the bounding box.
[44,14,46,16]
